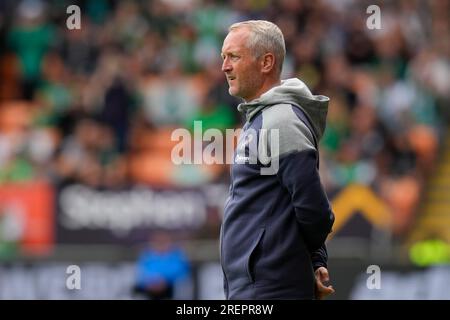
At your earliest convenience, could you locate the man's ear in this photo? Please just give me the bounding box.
[261,53,276,74]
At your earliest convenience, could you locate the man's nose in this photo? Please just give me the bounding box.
[222,59,232,72]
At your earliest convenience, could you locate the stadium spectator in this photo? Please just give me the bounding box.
[133,230,191,300]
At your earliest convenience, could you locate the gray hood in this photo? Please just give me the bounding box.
[237,78,329,140]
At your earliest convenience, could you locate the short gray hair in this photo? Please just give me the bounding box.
[229,20,286,75]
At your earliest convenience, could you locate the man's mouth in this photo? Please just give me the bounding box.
[227,76,236,81]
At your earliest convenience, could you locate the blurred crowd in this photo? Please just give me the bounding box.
[0,0,448,239]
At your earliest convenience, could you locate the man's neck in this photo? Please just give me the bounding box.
[245,78,281,103]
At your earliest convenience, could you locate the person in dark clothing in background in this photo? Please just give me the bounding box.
[220,20,335,300]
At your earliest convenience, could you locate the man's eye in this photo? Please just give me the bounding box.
[231,55,239,61]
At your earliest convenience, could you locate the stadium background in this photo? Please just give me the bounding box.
[0,0,448,299]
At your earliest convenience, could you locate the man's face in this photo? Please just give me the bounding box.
[221,29,264,102]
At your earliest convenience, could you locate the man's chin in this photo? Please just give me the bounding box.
[228,87,237,96]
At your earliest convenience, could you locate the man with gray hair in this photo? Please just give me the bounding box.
[220,20,335,299]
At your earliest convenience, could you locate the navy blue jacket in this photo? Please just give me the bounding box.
[221,78,335,299]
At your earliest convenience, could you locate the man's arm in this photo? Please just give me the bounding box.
[261,104,334,251]
[276,149,335,252]
[277,149,335,299]
[311,244,335,299]
[311,243,328,270]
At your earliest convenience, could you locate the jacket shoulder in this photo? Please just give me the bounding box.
[261,103,315,157]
